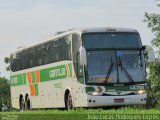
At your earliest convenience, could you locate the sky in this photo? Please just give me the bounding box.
[0,0,159,79]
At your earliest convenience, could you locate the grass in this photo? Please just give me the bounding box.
[0,107,160,120]
[1,107,160,114]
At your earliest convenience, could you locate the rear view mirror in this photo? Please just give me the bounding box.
[79,46,87,65]
[144,45,155,62]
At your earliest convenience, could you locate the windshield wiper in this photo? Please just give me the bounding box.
[118,57,134,83]
[105,56,114,82]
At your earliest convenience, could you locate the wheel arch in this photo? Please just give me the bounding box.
[19,93,24,103]
[64,88,75,108]
[25,92,30,101]
[19,93,24,110]
[25,92,32,110]
[64,89,70,104]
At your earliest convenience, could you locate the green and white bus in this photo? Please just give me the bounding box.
[10,27,155,110]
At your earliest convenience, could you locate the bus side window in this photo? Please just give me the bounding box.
[77,53,84,84]
[58,36,71,61]
[18,52,23,70]
[34,45,45,66]
[10,53,17,72]
[29,48,34,68]
[22,50,27,69]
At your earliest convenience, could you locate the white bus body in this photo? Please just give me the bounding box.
[10,27,150,110]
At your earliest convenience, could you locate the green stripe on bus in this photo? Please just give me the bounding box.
[68,63,72,77]
[34,84,39,96]
[11,74,24,86]
[104,85,146,91]
[86,85,146,93]
[10,64,73,86]
[31,71,36,84]
[86,87,95,92]
[104,86,131,91]
[40,65,67,82]
[23,73,27,84]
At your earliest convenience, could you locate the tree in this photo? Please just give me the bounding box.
[4,57,10,71]
[144,1,160,107]
[2,57,11,111]
[0,77,10,111]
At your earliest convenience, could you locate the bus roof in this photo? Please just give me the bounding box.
[12,27,138,54]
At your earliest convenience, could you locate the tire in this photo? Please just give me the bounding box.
[25,97,31,111]
[20,97,25,111]
[66,92,73,110]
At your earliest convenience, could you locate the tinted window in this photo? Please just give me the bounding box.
[83,32,142,49]
[34,45,45,67]
[11,35,71,72]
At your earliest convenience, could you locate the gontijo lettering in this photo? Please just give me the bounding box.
[49,68,65,78]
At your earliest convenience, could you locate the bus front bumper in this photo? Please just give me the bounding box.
[87,93,147,107]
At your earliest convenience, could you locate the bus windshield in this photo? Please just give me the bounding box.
[82,33,145,85]
[86,50,145,84]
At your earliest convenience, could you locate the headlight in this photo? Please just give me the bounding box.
[136,90,146,94]
[88,92,103,96]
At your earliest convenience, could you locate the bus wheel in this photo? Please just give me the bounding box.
[25,97,31,111]
[66,92,73,110]
[19,97,25,111]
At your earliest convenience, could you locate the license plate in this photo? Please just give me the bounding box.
[114,98,124,103]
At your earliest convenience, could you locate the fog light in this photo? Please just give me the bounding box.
[136,90,146,94]
[88,92,102,96]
